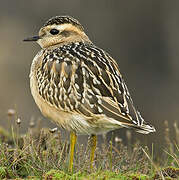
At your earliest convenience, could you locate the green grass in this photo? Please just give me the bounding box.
[0,113,178,179]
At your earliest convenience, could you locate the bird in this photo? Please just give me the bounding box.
[24,15,156,172]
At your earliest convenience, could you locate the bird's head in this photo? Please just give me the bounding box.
[24,16,91,48]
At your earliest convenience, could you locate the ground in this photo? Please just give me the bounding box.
[0,113,178,179]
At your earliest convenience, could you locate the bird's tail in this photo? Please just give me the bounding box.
[119,120,155,134]
[127,110,156,134]
[132,122,156,134]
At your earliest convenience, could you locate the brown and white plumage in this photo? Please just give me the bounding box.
[25,16,156,171]
[26,16,155,135]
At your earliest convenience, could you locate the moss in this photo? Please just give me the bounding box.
[44,170,131,180]
[128,173,149,180]
[88,171,120,179]
[44,169,70,179]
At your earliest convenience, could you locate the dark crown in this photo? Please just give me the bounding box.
[43,16,84,31]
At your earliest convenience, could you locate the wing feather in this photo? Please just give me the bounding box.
[36,42,155,133]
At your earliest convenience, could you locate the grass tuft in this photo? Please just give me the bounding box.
[0,113,178,179]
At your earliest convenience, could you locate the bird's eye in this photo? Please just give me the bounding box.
[50,29,59,35]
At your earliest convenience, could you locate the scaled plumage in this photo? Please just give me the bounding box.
[32,41,155,134]
[25,16,155,171]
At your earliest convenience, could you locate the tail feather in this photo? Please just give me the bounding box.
[134,123,156,134]
[119,121,156,134]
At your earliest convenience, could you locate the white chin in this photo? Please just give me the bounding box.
[37,39,44,48]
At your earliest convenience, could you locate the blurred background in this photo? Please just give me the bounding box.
[0,0,178,153]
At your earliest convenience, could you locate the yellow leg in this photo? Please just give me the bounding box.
[90,134,97,170]
[69,131,77,172]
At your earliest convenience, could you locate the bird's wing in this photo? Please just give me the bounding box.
[36,42,155,133]
[71,43,155,133]
[74,45,139,123]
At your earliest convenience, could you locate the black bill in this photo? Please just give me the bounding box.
[23,36,40,42]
